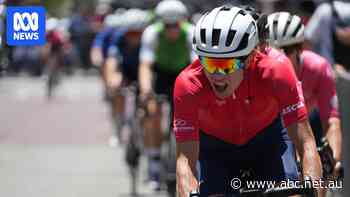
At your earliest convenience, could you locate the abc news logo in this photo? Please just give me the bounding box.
[13,12,39,40]
[7,6,46,46]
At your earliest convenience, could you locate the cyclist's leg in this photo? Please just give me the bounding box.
[198,131,241,196]
[142,75,164,184]
[143,70,177,185]
[110,80,129,145]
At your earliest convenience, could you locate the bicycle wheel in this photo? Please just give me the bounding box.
[47,70,59,99]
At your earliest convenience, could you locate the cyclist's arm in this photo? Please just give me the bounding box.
[91,29,109,67]
[173,75,200,197]
[177,141,199,197]
[90,47,103,67]
[286,121,322,180]
[104,40,123,89]
[139,61,153,96]
[139,26,157,96]
[317,62,342,163]
[270,59,322,181]
[104,57,122,90]
[324,117,342,165]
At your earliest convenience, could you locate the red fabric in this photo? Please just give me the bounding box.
[173,52,307,145]
[46,30,64,46]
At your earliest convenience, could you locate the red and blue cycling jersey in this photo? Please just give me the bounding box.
[173,52,308,145]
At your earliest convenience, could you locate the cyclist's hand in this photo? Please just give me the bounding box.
[335,64,347,76]
[335,27,350,46]
[178,178,199,197]
[332,161,343,180]
[139,91,152,105]
[107,74,122,93]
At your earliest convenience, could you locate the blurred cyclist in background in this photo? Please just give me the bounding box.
[103,9,151,146]
[305,0,350,72]
[90,9,126,101]
[305,1,350,192]
[267,12,342,191]
[138,0,196,189]
[44,17,69,98]
[90,9,126,70]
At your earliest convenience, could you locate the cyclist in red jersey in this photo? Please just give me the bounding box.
[267,11,343,196]
[174,6,322,197]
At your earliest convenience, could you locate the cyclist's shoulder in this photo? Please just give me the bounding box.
[179,21,194,32]
[265,47,290,64]
[254,51,296,81]
[254,51,288,71]
[112,28,128,39]
[175,59,207,94]
[142,23,161,42]
[144,22,163,34]
[301,50,331,71]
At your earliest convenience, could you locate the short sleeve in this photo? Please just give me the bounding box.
[139,25,158,64]
[317,61,339,120]
[270,61,308,127]
[173,75,199,142]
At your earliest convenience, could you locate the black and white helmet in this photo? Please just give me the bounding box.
[267,12,304,47]
[193,6,258,58]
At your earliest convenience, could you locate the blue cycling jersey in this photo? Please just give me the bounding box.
[92,27,120,58]
[107,28,141,82]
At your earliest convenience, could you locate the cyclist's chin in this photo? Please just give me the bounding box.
[212,83,233,98]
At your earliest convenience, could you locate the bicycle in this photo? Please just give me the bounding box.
[113,85,143,196]
[140,93,176,197]
[45,46,65,99]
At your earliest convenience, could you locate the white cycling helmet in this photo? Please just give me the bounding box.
[267,12,304,48]
[155,0,188,24]
[104,12,125,28]
[193,6,258,58]
[46,17,59,31]
[123,9,151,31]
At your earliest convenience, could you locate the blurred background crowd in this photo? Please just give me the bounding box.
[0,0,338,76]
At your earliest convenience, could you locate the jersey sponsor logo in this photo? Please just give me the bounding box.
[282,101,305,115]
[6,6,46,46]
[174,119,194,132]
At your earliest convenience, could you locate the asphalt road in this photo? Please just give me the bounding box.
[0,74,167,197]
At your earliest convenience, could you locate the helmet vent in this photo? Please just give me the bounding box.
[220,6,231,11]
[238,9,247,16]
[212,29,221,47]
[200,29,206,44]
[233,33,249,52]
[272,20,279,41]
[291,20,302,37]
[226,29,236,47]
[282,15,293,37]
